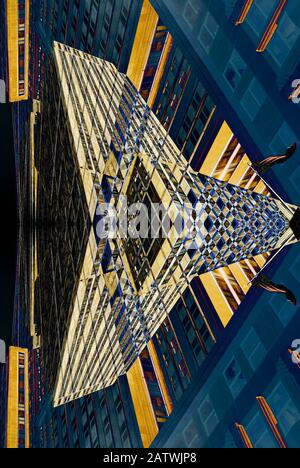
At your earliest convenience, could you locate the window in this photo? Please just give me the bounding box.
[224,50,247,90]
[198,12,219,53]
[198,396,219,436]
[170,94,179,110]
[183,420,201,447]
[246,0,275,36]
[246,412,276,448]
[179,71,189,88]
[241,78,267,121]
[241,328,266,370]
[224,359,246,397]
[268,13,300,65]
[91,5,98,25]
[269,122,297,154]
[268,382,300,436]
[183,0,202,29]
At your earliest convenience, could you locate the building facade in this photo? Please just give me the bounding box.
[33,42,299,410]
[150,0,300,201]
[5,0,30,102]
[35,0,143,77]
[0,360,7,448]
[34,374,142,448]
[128,1,223,172]
[127,3,273,337]
[11,0,144,177]
[8,0,300,449]
[151,243,300,448]
[6,347,30,448]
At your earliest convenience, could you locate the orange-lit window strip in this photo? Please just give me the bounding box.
[213,268,243,310]
[215,256,266,308]
[235,0,254,25]
[181,92,208,153]
[217,144,244,181]
[126,0,159,90]
[147,33,173,109]
[200,123,269,195]
[235,423,254,448]
[257,0,287,52]
[200,254,269,327]
[159,318,193,382]
[189,287,217,344]
[147,340,174,416]
[212,137,240,180]
[239,166,259,190]
[256,397,287,448]
[162,68,192,132]
[127,357,159,448]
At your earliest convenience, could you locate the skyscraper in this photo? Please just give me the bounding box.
[149,0,300,200]
[127,3,273,339]
[151,248,300,448]
[127,1,221,172]
[32,0,143,99]
[11,0,144,179]
[3,0,30,102]
[4,0,300,450]
[6,347,30,448]
[0,354,7,448]
[34,374,142,448]
[33,42,299,409]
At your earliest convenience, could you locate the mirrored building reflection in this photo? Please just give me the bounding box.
[3,0,300,450]
[29,42,299,411]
